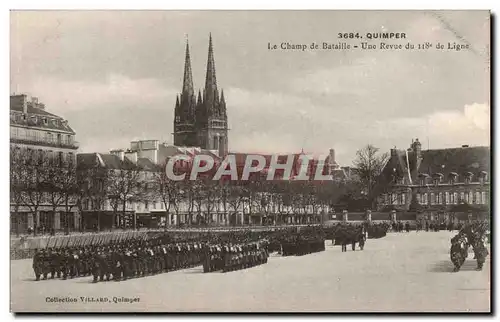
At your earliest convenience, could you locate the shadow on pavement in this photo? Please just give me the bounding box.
[429,260,479,273]
[183,268,205,274]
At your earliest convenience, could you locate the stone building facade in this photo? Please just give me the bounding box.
[377,139,490,222]
[10,94,80,234]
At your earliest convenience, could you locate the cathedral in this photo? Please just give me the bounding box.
[173,34,229,156]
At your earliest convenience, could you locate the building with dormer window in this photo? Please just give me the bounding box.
[377,139,490,222]
[10,94,79,234]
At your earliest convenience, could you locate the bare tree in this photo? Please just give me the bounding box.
[226,183,246,226]
[352,144,389,207]
[10,145,28,236]
[44,162,65,234]
[152,165,182,227]
[19,148,46,236]
[106,164,142,230]
[202,179,221,225]
[59,164,79,234]
[77,161,110,232]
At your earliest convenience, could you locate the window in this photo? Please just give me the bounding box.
[213,136,218,150]
[430,193,435,205]
[449,192,454,204]
[423,193,428,205]
[145,201,149,210]
[482,192,487,205]
[43,118,48,125]
[401,193,406,204]
[416,193,421,204]
[22,114,26,121]
[437,192,442,204]
[175,116,180,123]
[476,191,481,204]
[453,192,458,204]
[392,194,397,205]
[460,192,465,203]
[153,201,157,210]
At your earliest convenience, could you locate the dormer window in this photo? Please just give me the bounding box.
[449,172,458,184]
[418,173,429,186]
[433,173,443,186]
[479,171,488,184]
[464,172,473,184]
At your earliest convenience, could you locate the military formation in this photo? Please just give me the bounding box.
[31,230,278,282]
[449,220,489,272]
[30,223,392,282]
[203,242,269,273]
[280,227,326,256]
[32,239,208,282]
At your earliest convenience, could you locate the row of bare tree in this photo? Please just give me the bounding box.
[10,144,390,234]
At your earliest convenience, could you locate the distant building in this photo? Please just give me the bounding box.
[10,94,79,234]
[377,139,490,222]
[77,151,161,231]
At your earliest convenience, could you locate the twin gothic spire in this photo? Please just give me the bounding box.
[178,33,225,111]
[174,34,228,152]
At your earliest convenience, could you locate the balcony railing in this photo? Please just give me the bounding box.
[10,136,79,149]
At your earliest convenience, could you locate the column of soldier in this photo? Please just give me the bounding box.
[450,220,490,272]
[32,224,390,282]
[273,226,327,256]
[32,230,275,282]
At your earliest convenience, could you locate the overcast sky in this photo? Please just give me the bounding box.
[10,10,490,165]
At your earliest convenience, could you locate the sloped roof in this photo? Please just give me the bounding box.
[10,97,76,134]
[76,153,99,169]
[418,146,490,179]
[10,111,76,134]
[137,157,158,171]
[380,145,490,185]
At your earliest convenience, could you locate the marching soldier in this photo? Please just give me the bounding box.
[32,249,43,281]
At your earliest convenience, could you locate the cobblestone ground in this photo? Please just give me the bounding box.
[10,231,490,312]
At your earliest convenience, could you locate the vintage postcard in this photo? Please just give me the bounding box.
[9,10,490,313]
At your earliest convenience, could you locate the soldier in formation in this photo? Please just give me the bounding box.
[450,220,490,272]
[450,234,468,272]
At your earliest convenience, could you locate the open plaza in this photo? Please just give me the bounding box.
[10,231,490,312]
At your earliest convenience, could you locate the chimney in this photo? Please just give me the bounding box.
[32,97,38,104]
[329,148,335,164]
[110,149,125,161]
[10,94,28,113]
[124,150,138,164]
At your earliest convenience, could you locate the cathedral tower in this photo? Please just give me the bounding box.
[196,33,229,156]
[173,34,229,156]
[173,39,198,147]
